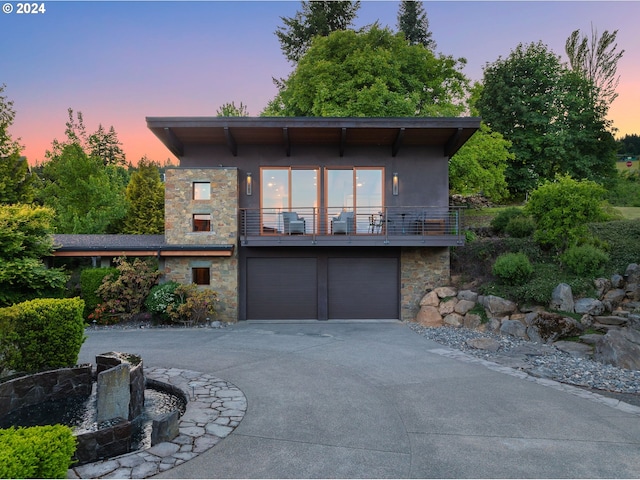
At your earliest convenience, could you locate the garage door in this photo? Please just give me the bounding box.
[246,257,318,319]
[328,257,399,319]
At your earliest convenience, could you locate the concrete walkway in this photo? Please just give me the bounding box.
[78,321,640,478]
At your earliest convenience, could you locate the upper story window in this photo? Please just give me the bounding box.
[193,182,211,200]
[193,214,211,232]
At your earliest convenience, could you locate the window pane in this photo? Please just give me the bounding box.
[193,182,210,200]
[291,169,318,232]
[327,169,353,218]
[261,169,289,232]
[192,267,210,285]
[193,214,210,232]
[355,169,383,233]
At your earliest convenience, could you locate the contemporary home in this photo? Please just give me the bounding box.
[53,117,479,322]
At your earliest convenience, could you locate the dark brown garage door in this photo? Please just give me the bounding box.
[246,257,318,319]
[328,257,399,319]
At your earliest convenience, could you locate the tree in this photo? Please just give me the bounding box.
[566,24,625,107]
[397,0,436,50]
[275,0,360,63]
[524,175,610,250]
[122,157,165,234]
[0,85,35,204]
[449,123,512,203]
[216,101,250,117]
[477,41,617,196]
[616,134,640,156]
[0,204,68,306]
[88,124,126,166]
[263,25,468,117]
[39,143,128,234]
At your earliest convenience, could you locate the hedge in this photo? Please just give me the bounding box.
[79,267,118,319]
[0,425,76,478]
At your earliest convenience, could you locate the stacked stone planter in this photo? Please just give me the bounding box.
[414,263,640,371]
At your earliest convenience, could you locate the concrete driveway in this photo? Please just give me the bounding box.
[78,321,640,478]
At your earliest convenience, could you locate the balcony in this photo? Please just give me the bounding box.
[239,206,465,247]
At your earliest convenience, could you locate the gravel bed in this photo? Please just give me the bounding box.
[409,323,640,395]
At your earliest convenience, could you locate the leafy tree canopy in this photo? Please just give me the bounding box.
[0,204,68,306]
[123,157,165,234]
[617,134,640,156]
[275,0,360,63]
[216,101,249,117]
[263,25,468,117]
[566,24,624,108]
[477,41,617,196]
[397,0,436,50]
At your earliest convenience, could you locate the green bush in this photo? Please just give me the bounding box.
[166,284,219,326]
[2,298,85,373]
[561,244,610,277]
[0,425,76,478]
[524,175,610,250]
[79,267,118,319]
[588,220,640,274]
[505,215,535,238]
[607,171,640,207]
[145,281,180,320]
[490,207,525,234]
[0,306,20,374]
[492,252,533,285]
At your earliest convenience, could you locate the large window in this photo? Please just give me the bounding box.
[259,167,382,234]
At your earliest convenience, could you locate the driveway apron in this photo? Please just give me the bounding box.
[78,322,640,478]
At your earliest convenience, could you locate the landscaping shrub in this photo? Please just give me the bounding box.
[524,175,610,250]
[607,171,640,207]
[165,284,219,326]
[504,215,535,238]
[561,244,610,277]
[0,306,19,374]
[3,297,85,373]
[79,267,118,319]
[490,207,525,234]
[588,220,640,274]
[492,252,533,285]
[0,425,76,479]
[92,257,161,323]
[145,281,180,321]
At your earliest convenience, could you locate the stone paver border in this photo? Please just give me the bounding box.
[68,367,247,479]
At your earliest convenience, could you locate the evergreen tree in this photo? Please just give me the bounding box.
[275,1,360,63]
[123,157,165,234]
[216,101,250,117]
[89,124,126,166]
[397,1,436,50]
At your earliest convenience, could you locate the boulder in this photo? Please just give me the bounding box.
[439,297,458,315]
[625,283,640,301]
[416,306,443,327]
[482,295,517,316]
[625,263,640,284]
[434,286,457,299]
[454,299,476,315]
[553,341,593,359]
[419,291,440,307]
[550,283,574,313]
[500,319,527,339]
[463,313,482,330]
[593,315,628,326]
[526,326,544,344]
[594,328,640,370]
[611,274,625,289]
[457,290,479,302]
[466,337,500,351]
[574,298,605,316]
[594,278,611,299]
[602,288,626,311]
[529,311,584,343]
[443,313,464,327]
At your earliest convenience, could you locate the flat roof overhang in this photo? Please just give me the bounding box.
[51,235,234,258]
[145,116,481,159]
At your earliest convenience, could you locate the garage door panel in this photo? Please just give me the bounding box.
[328,258,398,319]
[247,258,317,319]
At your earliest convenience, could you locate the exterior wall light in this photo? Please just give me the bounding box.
[246,172,252,196]
[392,172,399,196]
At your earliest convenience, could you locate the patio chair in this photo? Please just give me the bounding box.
[332,211,354,234]
[282,211,306,234]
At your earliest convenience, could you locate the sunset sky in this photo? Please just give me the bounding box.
[2,1,639,165]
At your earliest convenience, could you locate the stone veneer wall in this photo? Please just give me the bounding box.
[164,167,238,246]
[400,247,450,321]
[163,167,239,323]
